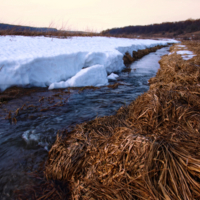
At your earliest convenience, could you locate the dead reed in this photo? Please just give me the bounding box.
[123,45,167,65]
[42,41,200,200]
[12,41,200,200]
[0,25,155,39]
[0,27,128,39]
[0,26,99,38]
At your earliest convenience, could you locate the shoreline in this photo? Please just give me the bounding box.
[0,44,168,103]
[36,41,200,199]
[0,45,168,122]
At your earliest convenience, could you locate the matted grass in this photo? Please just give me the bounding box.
[14,41,200,200]
[42,41,200,200]
[123,45,167,65]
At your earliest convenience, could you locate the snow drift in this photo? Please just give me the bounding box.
[0,36,178,91]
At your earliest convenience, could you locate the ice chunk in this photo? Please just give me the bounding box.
[22,130,39,144]
[108,73,119,80]
[49,64,108,89]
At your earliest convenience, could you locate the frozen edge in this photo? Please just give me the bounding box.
[0,36,178,91]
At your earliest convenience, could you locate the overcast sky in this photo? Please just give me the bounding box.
[0,0,200,32]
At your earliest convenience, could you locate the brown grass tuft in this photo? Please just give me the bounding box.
[123,45,167,65]
[42,41,200,199]
[13,41,200,199]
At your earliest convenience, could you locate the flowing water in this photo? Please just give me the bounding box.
[0,47,169,199]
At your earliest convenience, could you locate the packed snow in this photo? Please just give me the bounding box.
[0,36,178,91]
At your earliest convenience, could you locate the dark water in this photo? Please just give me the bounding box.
[0,47,169,199]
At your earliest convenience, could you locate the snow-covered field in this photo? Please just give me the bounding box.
[0,36,178,91]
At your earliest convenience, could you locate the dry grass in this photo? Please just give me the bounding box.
[2,23,200,41]
[13,41,200,199]
[0,26,123,38]
[123,45,167,65]
[40,41,200,200]
[0,25,153,39]
[0,25,99,38]
[0,29,98,38]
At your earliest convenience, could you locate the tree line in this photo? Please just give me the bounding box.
[102,19,200,35]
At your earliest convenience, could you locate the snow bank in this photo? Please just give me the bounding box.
[0,36,178,91]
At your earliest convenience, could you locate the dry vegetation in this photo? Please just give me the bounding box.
[0,45,169,124]
[1,21,200,40]
[0,25,98,37]
[0,26,165,39]
[123,45,167,65]
[0,27,130,38]
[0,29,98,38]
[35,41,200,200]
[124,32,200,41]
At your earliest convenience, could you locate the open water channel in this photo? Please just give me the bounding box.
[0,47,170,199]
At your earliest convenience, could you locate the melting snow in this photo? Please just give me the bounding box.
[177,45,186,48]
[177,50,196,60]
[0,36,178,91]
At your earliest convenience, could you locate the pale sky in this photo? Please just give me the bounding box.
[0,0,200,32]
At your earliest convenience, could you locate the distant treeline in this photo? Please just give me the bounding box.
[102,19,200,35]
[0,23,57,33]
[0,23,92,37]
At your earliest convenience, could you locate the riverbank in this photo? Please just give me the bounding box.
[0,45,171,199]
[0,44,169,124]
[39,41,200,200]
[0,44,166,103]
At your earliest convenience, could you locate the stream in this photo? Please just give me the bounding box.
[0,47,169,199]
